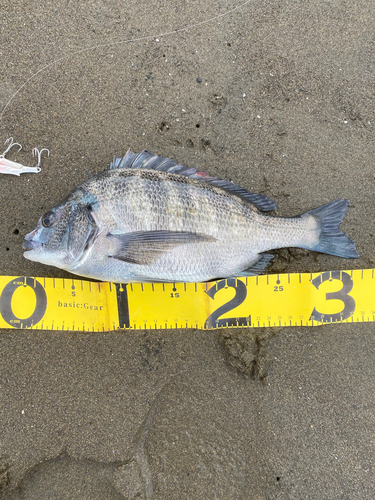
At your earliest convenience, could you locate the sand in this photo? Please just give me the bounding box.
[0,0,374,498]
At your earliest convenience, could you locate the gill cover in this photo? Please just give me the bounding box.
[66,203,98,266]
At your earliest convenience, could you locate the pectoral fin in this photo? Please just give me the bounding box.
[108,230,216,265]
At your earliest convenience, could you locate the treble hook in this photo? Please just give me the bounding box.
[32,147,50,170]
[0,137,22,158]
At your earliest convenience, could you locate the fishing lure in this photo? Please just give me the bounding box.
[0,137,49,176]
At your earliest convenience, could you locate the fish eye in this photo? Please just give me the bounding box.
[42,212,55,228]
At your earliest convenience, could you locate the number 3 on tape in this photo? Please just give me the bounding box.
[310,271,356,323]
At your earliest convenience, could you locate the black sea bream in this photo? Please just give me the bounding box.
[23,151,358,282]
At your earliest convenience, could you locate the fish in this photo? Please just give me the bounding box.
[23,150,358,283]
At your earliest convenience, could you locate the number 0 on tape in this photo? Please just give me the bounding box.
[0,270,373,332]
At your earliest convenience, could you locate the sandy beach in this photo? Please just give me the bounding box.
[1,0,374,498]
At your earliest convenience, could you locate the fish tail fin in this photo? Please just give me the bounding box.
[301,199,358,258]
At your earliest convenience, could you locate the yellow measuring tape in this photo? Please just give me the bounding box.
[0,270,373,332]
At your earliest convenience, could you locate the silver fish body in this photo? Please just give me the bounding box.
[23,151,358,282]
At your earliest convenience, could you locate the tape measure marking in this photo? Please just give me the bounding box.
[0,277,47,328]
[116,283,130,329]
[0,270,374,332]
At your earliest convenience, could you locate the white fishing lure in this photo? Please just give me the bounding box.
[0,137,49,176]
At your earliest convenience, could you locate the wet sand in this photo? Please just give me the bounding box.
[1,0,374,498]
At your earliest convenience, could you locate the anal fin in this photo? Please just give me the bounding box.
[229,254,274,277]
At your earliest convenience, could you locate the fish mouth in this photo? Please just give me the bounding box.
[23,227,45,253]
[23,239,43,252]
[23,240,36,250]
[23,239,45,262]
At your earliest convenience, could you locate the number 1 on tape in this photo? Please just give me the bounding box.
[0,270,373,332]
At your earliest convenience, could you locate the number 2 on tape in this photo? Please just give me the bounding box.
[204,278,249,328]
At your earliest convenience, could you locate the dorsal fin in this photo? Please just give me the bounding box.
[109,150,277,212]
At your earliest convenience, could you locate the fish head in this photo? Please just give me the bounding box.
[23,191,98,270]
